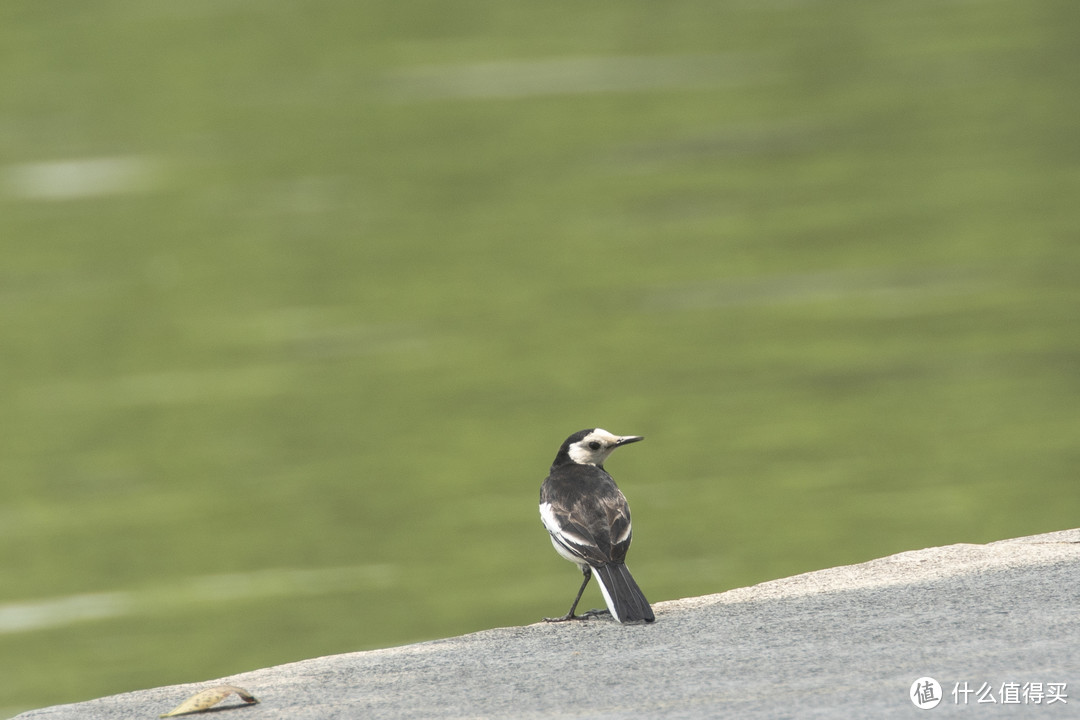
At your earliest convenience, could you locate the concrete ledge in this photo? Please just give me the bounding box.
[17,529,1079,719]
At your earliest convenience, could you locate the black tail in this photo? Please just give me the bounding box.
[591,563,655,623]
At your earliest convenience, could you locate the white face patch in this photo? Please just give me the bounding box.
[566,429,624,466]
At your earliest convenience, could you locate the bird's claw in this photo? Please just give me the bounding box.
[543,608,611,623]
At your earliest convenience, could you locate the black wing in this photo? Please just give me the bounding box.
[540,465,633,566]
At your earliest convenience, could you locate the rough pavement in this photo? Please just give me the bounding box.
[16,529,1079,719]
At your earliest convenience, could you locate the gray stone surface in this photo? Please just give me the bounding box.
[16,529,1079,719]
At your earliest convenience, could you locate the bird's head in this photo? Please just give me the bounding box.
[555,428,644,468]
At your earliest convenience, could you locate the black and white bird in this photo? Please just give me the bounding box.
[539,428,654,624]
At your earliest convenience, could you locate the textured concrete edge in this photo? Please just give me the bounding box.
[13,528,1080,719]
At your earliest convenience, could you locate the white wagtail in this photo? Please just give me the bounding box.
[539,428,654,624]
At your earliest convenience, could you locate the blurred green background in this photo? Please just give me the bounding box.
[3,0,1079,714]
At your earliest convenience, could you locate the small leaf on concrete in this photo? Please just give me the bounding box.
[159,685,259,717]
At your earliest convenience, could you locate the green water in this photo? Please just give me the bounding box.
[3,0,1079,713]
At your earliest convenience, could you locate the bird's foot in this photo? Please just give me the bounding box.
[543,608,611,623]
[543,614,577,622]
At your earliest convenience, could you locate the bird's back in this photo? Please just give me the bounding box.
[541,464,632,564]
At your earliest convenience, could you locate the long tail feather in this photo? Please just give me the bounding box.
[591,563,654,623]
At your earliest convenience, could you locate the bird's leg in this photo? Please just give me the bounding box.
[544,566,592,622]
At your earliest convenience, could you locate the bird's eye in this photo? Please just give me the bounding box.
[588,441,602,450]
